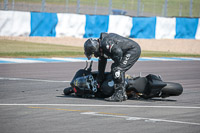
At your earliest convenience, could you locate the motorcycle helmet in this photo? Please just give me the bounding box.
[72,75,97,97]
[84,38,99,60]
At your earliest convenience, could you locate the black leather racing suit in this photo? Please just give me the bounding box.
[97,33,141,87]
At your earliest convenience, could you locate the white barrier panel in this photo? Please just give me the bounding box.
[108,15,132,37]
[195,18,200,39]
[0,11,30,36]
[56,13,86,38]
[155,17,176,39]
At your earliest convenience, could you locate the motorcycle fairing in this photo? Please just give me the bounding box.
[126,74,167,98]
[143,74,167,98]
[126,77,148,93]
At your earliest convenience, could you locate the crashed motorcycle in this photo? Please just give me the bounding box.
[63,61,183,100]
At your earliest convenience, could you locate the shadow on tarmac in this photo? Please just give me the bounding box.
[57,94,177,102]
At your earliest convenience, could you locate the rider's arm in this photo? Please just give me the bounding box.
[97,56,107,84]
[102,37,123,65]
[100,32,108,40]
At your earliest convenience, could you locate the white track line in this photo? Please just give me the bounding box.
[141,57,177,61]
[81,112,200,126]
[0,77,70,83]
[0,104,200,109]
[181,57,200,61]
[1,104,199,126]
[1,104,200,125]
[51,57,86,62]
[0,58,44,63]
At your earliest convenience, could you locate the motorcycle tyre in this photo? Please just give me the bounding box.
[161,82,183,97]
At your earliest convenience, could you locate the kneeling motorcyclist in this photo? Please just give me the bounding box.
[84,33,141,102]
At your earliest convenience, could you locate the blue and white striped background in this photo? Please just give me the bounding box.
[0,57,200,64]
[0,10,200,39]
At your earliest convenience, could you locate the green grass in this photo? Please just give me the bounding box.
[0,39,200,58]
[0,40,84,58]
[141,51,200,58]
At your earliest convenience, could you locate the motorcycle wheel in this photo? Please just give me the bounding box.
[63,87,74,95]
[161,82,183,97]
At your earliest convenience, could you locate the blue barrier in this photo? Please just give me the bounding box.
[0,11,199,39]
[175,18,199,39]
[84,15,109,38]
[130,17,156,39]
[30,12,58,37]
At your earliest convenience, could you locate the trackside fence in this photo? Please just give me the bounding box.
[1,0,200,17]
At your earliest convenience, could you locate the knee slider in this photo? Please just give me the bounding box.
[112,67,122,83]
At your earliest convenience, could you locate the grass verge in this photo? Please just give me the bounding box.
[0,39,200,58]
[0,39,84,58]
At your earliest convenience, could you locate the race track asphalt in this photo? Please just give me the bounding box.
[0,61,200,133]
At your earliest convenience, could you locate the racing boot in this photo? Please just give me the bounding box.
[105,84,127,102]
[122,87,128,101]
